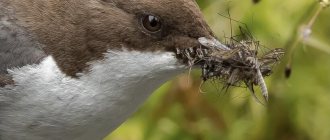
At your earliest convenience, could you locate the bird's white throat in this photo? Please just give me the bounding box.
[0,50,185,140]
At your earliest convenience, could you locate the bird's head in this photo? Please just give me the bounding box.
[11,0,218,76]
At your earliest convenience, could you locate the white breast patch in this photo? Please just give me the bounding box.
[0,50,186,140]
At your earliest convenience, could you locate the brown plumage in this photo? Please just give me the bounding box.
[2,0,214,77]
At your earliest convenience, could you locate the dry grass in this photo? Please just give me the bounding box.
[176,33,284,103]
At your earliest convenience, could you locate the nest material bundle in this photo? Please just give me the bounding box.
[176,37,285,103]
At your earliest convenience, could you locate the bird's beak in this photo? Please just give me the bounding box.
[198,37,230,51]
[175,36,230,65]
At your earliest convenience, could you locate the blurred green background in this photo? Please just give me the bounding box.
[105,0,330,140]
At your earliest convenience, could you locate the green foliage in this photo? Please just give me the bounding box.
[105,0,330,140]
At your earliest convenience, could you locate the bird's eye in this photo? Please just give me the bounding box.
[141,15,162,33]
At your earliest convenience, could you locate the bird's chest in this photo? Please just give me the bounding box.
[0,51,184,140]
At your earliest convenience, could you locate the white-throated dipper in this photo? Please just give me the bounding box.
[0,0,224,139]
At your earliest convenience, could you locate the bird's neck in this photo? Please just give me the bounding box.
[1,50,185,140]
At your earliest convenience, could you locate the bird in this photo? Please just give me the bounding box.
[0,0,220,139]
